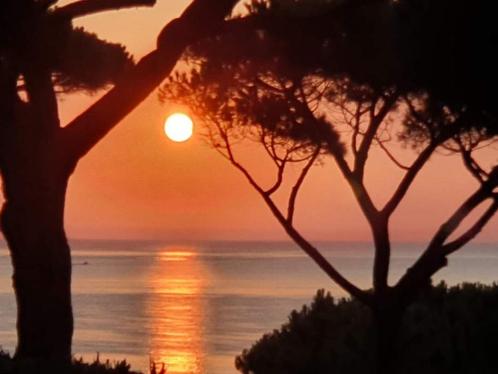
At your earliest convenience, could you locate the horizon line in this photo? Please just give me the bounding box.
[0,237,495,245]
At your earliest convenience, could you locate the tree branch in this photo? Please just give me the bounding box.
[265,192,371,303]
[395,196,497,299]
[351,102,363,156]
[382,142,437,216]
[265,160,285,196]
[375,138,410,170]
[261,130,282,167]
[226,144,266,197]
[296,80,379,220]
[353,94,397,180]
[458,141,488,183]
[396,171,498,296]
[442,196,498,255]
[273,210,371,304]
[287,147,319,224]
[53,0,156,20]
[329,140,380,219]
[259,187,371,303]
[63,0,239,162]
[221,126,369,304]
[428,184,496,252]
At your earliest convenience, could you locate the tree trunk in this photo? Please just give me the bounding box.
[373,296,404,374]
[0,147,73,369]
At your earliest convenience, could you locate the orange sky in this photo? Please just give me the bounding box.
[4,0,497,243]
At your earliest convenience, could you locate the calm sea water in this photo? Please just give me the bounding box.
[0,240,497,373]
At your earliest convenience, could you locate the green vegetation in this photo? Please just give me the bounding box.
[236,282,498,374]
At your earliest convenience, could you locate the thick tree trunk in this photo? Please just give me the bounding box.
[0,151,73,369]
[0,1,239,369]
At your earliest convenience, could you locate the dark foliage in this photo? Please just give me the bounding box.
[236,283,498,374]
[1,0,134,94]
[236,290,373,374]
[0,352,141,374]
[52,27,134,93]
[185,0,497,137]
[272,0,498,135]
[71,357,139,374]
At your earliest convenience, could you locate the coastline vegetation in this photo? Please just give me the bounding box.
[0,352,140,374]
[236,282,498,374]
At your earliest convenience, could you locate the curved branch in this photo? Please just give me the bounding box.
[297,79,379,220]
[382,142,437,216]
[265,161,285,196]
[458,141,488,183]
[351,102,363,156]
[261,189,371,304]
[222,130,370,303]
[375,138,410,170]
[353,94,397,180]
[287,147,319,224]
[396,186,497,296]
[427,175,497,252]
[63,43,183,160]
[330,141,379,219]
[277,211,371,304]
[53,0,156,20]
[442,196,498,255]
[63,0,239,162]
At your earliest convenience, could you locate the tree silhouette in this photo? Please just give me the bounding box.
[161,0,498,372]
[0,0,238,368]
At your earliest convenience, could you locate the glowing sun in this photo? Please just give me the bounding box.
[164,113,193,142]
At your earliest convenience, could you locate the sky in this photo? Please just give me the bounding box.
[5,0,497,243]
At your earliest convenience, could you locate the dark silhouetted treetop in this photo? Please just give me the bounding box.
[215,0,498,136]
[1,0,134,95]
[163,2,497,372]
[52,27,134,93]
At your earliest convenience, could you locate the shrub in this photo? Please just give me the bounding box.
[236,283,498,374]
[0,352,142,374]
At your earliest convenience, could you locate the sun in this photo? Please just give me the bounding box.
[164,113,193,142]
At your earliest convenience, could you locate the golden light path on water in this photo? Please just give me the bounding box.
[147,248,208,374]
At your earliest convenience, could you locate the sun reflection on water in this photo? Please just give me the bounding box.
[147,247,208,374]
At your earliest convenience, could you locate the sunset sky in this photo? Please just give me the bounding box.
[6,0,495,243]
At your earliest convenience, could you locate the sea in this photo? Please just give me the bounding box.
[0,240,497,373]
